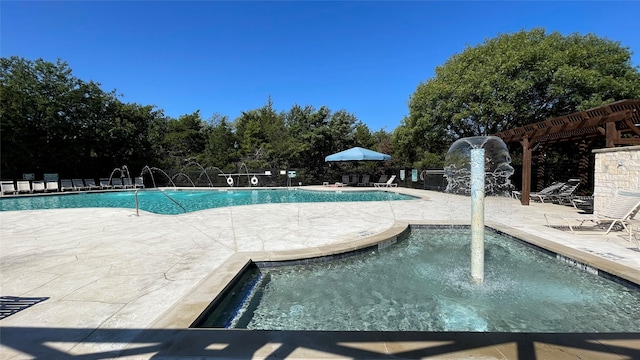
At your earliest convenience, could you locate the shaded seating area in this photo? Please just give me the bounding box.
[493,99,640,205]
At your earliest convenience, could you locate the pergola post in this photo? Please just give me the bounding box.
[520,137,532,205]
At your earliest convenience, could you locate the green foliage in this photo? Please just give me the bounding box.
[395,28,640,163]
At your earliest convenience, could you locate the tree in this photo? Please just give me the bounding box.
[396,29,640,163]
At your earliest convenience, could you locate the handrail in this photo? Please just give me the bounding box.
[159,189,187,213]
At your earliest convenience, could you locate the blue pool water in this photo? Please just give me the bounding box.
[0,189,416,214]
[196,227,640,332]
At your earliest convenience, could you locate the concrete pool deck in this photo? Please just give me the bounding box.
[1,186,639,359]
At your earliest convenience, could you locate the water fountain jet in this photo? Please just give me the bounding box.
[444,136,514,283]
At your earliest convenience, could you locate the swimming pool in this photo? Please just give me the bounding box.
[195,226,640,332]
[0,189,417,214]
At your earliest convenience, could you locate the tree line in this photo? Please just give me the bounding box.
[2,29,639,188]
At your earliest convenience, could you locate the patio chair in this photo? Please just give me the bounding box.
[375,174,388,184]
[32,180,46,193]
[350,174,359,185]
[134,177,145,188]
[358,174,370,187]
[547,178,581,205]
[72,179,88,191]
[512,181,565,202]
[111,178,124,189]
[84,178,101,190]
[16,180,32,194]
[99,178,113,190]
[60,179,74,192]
[122,178,135,189]
[45,180,59,192]
[374,175,398,188]
[1,181,17,196]
[544,189,640,236]
[340,175,350,186]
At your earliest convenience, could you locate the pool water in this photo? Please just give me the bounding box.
[196,227,640,332]
[0,189,416,214]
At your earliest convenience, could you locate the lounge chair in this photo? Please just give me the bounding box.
[84,178,101,190]
[32,180,46,193]
[99,178,113,190]
[134,177,145,188]
[1,181,17,196]
[375,175,388,184]
[547,178,581,205]
[340,175,350,186]
[544,189,640,236]
[513,181,565,202]
[16,180,32,194]
[350,174,359,185]
[374,175,398,188]
[358,174,370,187]
[45,181,59,192]
[60,179,74,192]
[122,178,135,189]
[72,179,88,191]
[111,178,124,189]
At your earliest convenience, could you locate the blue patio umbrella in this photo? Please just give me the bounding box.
[325,147,391,162]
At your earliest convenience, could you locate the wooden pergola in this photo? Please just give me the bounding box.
[492,99,640,205]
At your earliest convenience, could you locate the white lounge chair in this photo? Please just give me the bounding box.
[374,175,397,188]
[1,181,17,196]
[32,180,46,193]
[45,180,59,192]
[16,180,32,194]
[544,189,640,236]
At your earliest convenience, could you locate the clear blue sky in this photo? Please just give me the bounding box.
[2,1,639,132]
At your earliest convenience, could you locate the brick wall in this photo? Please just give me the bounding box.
[593,145,640,218]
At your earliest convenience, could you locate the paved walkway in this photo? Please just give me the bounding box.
[1,187,639,359]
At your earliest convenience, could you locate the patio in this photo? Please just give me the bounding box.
[1,187,639,359]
